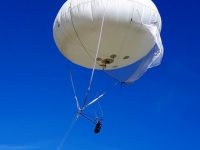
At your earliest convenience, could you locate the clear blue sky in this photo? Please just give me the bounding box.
[1,0,200,150]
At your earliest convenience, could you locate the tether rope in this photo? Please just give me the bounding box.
[82,82,118,110]
[69,0,100,65]
[68,67,80,110]
[97,101,104,118]
[81,8,107,109]
[56,115,78,150]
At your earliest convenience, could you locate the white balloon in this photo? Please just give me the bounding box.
[53,0,162,70]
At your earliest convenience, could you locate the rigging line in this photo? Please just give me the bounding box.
[80,113,97,118]
[93,93,99,118]
[92,70,104,113]
[93,92,100,119]
[102,70,122,83]
[81,8,107,110]
[82,82,119,110]
[116,20,133,65]
[80,113,97,124]
[69,2,100,66]
[98,101,103,117]
[68,66,80,110]
[57,115,78,150]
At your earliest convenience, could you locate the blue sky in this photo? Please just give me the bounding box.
[1,0,200,150]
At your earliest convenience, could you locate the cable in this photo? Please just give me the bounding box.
[69,0,101,65]
[68,66,80,110]
[81,7,107,109]
[82,82,118,109]
[98,101,103,118]
[56,115,78,150]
